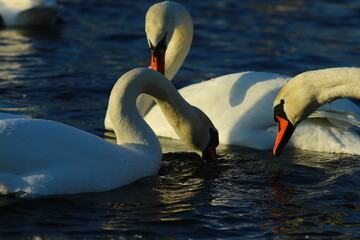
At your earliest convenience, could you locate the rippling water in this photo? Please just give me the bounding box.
[0,0,359,239]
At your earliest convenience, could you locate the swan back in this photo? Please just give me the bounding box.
[0,0,56,8]
[0,116,161,194]
[145,1,193,80]
[0,0,58,27]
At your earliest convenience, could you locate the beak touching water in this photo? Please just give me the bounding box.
[273,116,294,157]
[202,143,218,162]
[202,128,219,162]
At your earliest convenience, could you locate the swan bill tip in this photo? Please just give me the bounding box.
[202,147,218,162]
[273,116,294,157]
[202,128,219,162]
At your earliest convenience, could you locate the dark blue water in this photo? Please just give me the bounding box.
[0,0,360,239]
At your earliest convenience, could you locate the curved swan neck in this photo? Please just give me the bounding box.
[165,3,193,80]
[146,1,193,80]
[108,72,157,152]
[108,68,194,151]
[299,67,360,105]
[277,67,360,125]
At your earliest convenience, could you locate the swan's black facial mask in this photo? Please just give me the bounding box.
[273,100,294,157]
[202,128,219,162]
[149,33,167,75]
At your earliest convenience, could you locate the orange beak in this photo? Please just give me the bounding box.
[150,48,166,75]
[273,116,294,156]
[149,34,167,75]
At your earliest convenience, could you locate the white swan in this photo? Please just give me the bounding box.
[0,68,218,195]
[0,0,59,28]
[273,67,360,156]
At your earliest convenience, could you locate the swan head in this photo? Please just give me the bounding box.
[145,1,193,80]
[272,73,320,156]
[145,1,170,75]
[190,111,219,162]
[272,97,295,157]
[202,127,219,162]
[180,107,219,162]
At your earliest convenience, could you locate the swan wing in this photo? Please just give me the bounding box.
[308,98,360,129]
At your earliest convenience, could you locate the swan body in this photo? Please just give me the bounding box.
[0,68,218,195]
[0,0,59,27]
[145,70,360,154]
[273,67,360,156]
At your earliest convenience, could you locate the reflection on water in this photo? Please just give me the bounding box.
[100,152,209,232]
[263,151,360,238]
[89,146,359,238]
[0,30,33,82]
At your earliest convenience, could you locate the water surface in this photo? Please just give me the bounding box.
[0,0,359,239]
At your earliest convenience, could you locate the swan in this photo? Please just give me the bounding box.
[0,68,218,195]
[273,67,360,156]
[0,0,59,28]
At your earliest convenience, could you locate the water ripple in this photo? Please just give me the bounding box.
[0,0,360,239]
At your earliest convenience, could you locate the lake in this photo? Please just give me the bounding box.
[0,0,359,239]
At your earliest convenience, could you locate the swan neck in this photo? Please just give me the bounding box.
[108,72,161,155]
[108,68,192,154]
[164,4,193,80]
[277,67,360,127]
[303,67,360,105]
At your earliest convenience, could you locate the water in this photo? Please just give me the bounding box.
[0,0,360,239]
